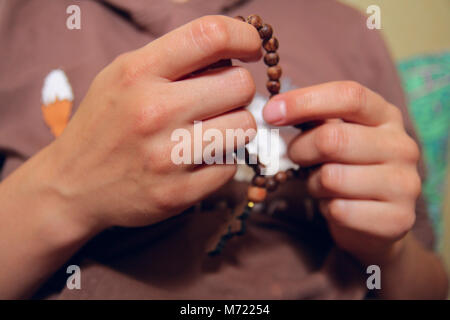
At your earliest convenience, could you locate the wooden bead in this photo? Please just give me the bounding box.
[258,23,273,39]
[235,16,246,22]
[246,14,263,29]
[266,177,279,192]
[267,80,280,94]
[264,52,279,66]
[286,168,296,180]
[267,65,282,80]
[252,175,266,187]
[275,171,288,183]
[263,37,279,52]
[247,186,267,203]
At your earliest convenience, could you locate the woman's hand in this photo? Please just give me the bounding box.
[263,81,421,264]
[45,15,261,229]
[0,15,261,298]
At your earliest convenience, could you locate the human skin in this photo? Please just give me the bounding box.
[263,82,449,299]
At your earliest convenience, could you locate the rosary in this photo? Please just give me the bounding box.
[208,15,309,255]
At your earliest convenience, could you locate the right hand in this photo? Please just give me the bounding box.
[40,15,261,229]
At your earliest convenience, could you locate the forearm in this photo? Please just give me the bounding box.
[373,233,448,300]
[0,146,102,299]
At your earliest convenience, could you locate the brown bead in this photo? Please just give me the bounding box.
[252,175,266,187]
[264,52,279,66]
[247,186,267,203]
[267,65,282,80]
[267,80,280,94]
[266,177,279,192]
[275,171,288,183]
[246,14,263,29]
[263,37,279,52]
[258,23,273,39]
[234,15,246,22]
[286,168,296,180]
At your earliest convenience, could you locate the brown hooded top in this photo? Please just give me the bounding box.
[0,0,434,299]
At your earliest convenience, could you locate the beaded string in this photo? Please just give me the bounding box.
[208,14,307,256]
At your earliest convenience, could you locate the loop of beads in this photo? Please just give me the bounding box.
[208,14,306,256]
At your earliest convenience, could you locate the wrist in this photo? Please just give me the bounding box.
[1,144,104,251]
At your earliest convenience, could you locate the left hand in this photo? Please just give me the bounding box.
[263,81,421,265]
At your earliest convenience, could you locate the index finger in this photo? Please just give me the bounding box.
[133,15,262,81]
[263,81,403,127]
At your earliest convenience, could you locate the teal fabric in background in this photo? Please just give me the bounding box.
[397,52,450,245]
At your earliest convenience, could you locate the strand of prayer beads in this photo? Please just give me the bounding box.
[208,14,307,256]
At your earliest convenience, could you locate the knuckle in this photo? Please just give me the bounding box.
[112,52,129,67]
[315,124,347,158]
[190,15,230,55]
[145,145,175,174]
[392,209,416,238]
[401,136,420,163]
[150,187,177,212]
[408,171,422,198]
[133,102,170,135]
[340,81,366,114]
[320,164,341,192]
[115,52,143,85]
[391,167,422,198]
[389,104,404,124]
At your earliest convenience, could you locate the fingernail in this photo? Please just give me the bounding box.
[263,99,286,124]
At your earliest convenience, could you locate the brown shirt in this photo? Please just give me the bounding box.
[0,0,434,299]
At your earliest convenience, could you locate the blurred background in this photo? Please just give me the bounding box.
[340,0,450,295]
[340,0,449,59]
